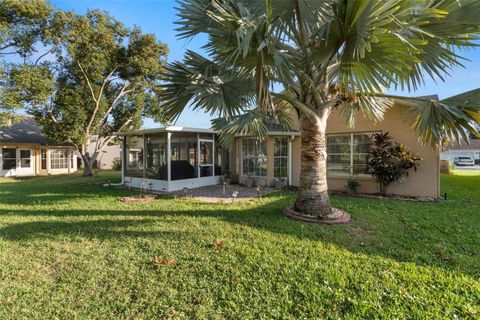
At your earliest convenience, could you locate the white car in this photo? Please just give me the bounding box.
[454,156,475,166]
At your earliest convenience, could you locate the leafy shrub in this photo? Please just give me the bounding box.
[440,160,453,175]
[345,178,360,194]
[367,132,422,195]
[111,158,121,171]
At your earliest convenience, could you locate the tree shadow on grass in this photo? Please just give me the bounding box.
[0,218,184,241]
[0,175,131,206]
[0,193,478,278]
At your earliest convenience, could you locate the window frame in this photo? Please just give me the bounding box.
[326,131,379,178]
[273,136,289,179]
[50,149,69,170]
[41,149,47,170]
[242,138,267,178]
[20,149,31,168]
[2,148,17,170]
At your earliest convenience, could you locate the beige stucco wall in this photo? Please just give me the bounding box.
[233,104,440,199]
[323,105,440,198]
[77,136,121,170]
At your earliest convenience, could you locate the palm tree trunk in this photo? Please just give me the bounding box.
[294,114,336,218]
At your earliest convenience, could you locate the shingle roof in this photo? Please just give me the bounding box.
[0,115,48,145]
[0,115,71,147]
[441,88,480,107]
[445,139,480,151]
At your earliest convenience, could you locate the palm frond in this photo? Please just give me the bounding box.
[379,93,480,146]
[160,51,254,122]
[338,94,393,127]
[212,104,295,147]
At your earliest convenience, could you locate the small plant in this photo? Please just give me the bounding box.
[449,160,455,174]
[273,177,287,189]
[367,132,422,196]
[111,158,121,171]
[345,177,360,194]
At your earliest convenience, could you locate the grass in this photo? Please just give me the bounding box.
[451,169,480,176]
[0,172,479,319]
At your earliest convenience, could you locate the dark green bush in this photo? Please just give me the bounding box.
[367,132,422,196]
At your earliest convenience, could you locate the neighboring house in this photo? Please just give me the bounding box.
[441,139,480,163]
[78,136,121,170]
[119,102,440,199]
[0,115,77,177]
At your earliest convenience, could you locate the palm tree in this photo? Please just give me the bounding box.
[161,0,480,220]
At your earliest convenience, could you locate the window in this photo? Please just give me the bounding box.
[242,138,267,177]
[2,148,16,170]
[274,137,288,178]
[146,133,167,180]
[327,132,376,176]
[50,149,68,169]
[125,136,144,178]
[20,150,31,168]
[170,132,197,180]
[41,149,47,170]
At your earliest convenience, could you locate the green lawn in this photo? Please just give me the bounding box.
[451,169,480,176]
[0,173,479,319]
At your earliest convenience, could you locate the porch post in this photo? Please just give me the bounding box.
[212,133,215,176]
[121,137,126,182]
[167,132,172,182]
[197,133,200,178]
[288,136,293,185]
[46,149,51,174]
[143,134,147,179]
[67,149,71,173]
[16,148,20,171]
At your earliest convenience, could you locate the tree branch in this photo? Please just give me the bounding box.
[83,65,118,135]
[94,83,135,130]
[99,117,133,150]
[34,50,52,66]
[77,61,97,104]
[272,92,320,121]
[98,66,118,105]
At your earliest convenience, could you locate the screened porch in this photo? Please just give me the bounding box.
[120,127,229,192]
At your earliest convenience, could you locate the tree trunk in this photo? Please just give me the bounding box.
[80,147,97,177]
[83,159,94,176]
[294,113,337,218]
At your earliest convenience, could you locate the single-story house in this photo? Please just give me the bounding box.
[119,102,440,199]
[441,139,480,163]
[0,115,77,177]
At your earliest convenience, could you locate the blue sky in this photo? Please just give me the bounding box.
[50,0,480,128]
